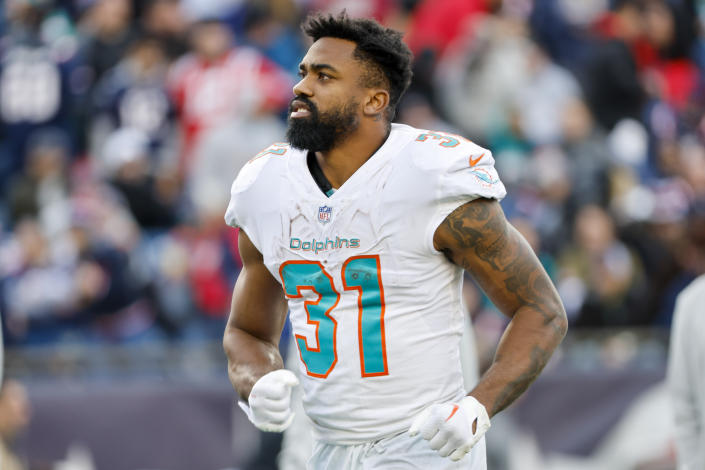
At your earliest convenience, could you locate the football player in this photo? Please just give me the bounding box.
[223,12,567,469]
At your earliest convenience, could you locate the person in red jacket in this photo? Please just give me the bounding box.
[168,18,292,175]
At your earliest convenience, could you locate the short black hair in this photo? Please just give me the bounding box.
[302,11,413,121]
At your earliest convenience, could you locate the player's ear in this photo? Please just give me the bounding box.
[363,89,389,119]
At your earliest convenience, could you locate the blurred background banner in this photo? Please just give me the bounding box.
[1,0,704,469]
[23,381,254,470]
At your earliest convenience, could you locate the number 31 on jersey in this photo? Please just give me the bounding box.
[279,255,388,379]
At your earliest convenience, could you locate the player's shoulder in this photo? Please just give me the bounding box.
[230,142,297,195]
[394,124,490,171]
[225,142,299,228]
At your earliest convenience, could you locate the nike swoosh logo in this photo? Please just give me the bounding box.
[468,153,484,167]
[446,404,460,422]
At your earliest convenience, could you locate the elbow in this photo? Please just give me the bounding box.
[222,332,229,358]
[222,323,237,360]
[550,300,569,342]
[554,311,569,340]
[531,292,568,343]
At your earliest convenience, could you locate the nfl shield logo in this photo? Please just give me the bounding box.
[318,205,332,224]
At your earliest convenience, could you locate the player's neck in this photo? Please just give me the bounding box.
[315,124,390,189]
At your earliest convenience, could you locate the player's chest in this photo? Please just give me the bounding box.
[260,157,427,268]
[281,193,384,261]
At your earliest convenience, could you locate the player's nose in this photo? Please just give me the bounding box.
[293,77,312,97]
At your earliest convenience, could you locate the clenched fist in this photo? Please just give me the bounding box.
[238,369,299,432]
[408,396,490,461]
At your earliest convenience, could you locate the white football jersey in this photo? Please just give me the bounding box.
[225,124,506,444]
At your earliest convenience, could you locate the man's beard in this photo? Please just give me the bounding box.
[286,97,360,152]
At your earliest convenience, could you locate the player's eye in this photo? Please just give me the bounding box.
[297,70,306,78]
[318,73,330,81]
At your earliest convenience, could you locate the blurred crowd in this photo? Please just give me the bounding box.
[1,0,704,347]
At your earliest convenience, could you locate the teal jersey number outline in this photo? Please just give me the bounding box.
[342,256,388,377]
[249,143,288,163]
[280,260,340,378]
[280,255,388,378]
[415,131,460,148]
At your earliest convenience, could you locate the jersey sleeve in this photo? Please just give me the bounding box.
[224,144,287,253]
[224,171,247,229]
[420,136,507,251]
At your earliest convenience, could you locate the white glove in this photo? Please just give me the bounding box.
[408,396,490,461]
[238,369,299,432]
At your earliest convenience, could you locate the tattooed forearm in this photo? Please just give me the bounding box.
[434,198,567,417]
[490,346,551,415]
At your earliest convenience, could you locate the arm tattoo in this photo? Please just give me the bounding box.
[438,199,567,414]
[441,200,563,333]
[490,346,551,415]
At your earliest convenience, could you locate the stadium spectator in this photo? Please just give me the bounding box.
[140,0,190,60]
[167,17,292,174]
[77,0,138,86]
[63,179,158,343]
[404,0,488,58]
[183,212,241,336]
[140,231,195,337]
[528,0,593,70]
[557,204,646,327]
[578,0,647,131]
[559,97,611,209]
[434,9,534,141]
[514,42,582,147]
[100,127,180,229]
[0,0,79,191]
[618,176,695,325]
[90,35,176,154]
[7,130,72,228]
[500,145,575,255]
[1,218,75,343]
[640,0,700,112]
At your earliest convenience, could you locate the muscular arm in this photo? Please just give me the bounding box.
[434,198,568,417]
[223,230,289,401]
